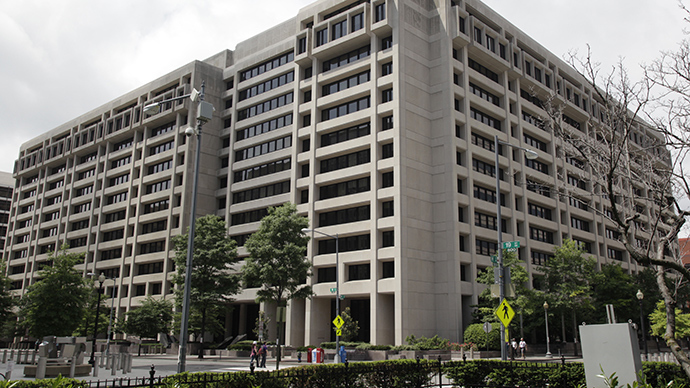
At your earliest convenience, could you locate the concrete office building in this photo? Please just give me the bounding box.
[5,0,670,346]
[0,172,14,252]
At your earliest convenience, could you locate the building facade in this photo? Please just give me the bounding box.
[5,0,669,346]
[0,172,14,253]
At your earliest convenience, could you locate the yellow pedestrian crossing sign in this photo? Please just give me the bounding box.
[333,315,344,329]
[494,299,515,327]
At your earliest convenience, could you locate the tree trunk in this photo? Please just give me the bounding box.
[656,264,690,378]
[275,317,281,370]
[572,310,579,357]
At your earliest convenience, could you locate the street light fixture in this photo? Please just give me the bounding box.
[144,81,213,373]
[88,273,105,366]
[637,289,648,357]
[302,228,341,363]
[544,301,552,358]
[494,135,538,361]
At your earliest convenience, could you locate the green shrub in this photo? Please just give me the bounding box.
[463,322,500,350]
[444,360,585,388]
[319,341,363,349]
[642,362,690,387]
[404,334,451,350]
[355,343,393,350]
[227,339,255,351]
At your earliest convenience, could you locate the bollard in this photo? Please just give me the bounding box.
[69,355,76,379]
[111,357,116,376]
[9,350,13,361]
[31,349,37,365]
[6,360,14,381]
[93,354,99,377]
[15,350,21,364]
[149,365,156,388]
[36,356,46,379]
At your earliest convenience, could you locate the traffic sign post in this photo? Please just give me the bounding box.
[495,299,515,327]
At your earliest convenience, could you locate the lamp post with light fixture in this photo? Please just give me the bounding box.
[88,274,105,366]
[494,135,539,361]
[544,301,552,358]
[301,228,341,363]
[88,272,116,358]
[144,81,214,373]
[637,289,649,357]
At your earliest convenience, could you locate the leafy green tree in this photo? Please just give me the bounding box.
[0,264,16,331]
[253,310,270,341]
[340,307,359,342]
[243,202,312,368]
[172,215,241,349]
[590,263,638,323]
[475,250,537,336]
[541,239,597,345]
[18,245,90,338]
[463,323,500,350]
[123,296,173,339]
[650,300,690,338]
[73,285,109,338]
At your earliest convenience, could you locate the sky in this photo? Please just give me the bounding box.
[0,0,687,176]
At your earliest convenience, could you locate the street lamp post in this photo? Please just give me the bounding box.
[89,274,105,366]
[494,135,539,361]
[89,272,116,358]
[544,301,552,358]
[302,228,341,363]
[144,81,214,373]
[637,289,648,357]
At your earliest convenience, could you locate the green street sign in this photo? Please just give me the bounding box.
[502,241,520,249]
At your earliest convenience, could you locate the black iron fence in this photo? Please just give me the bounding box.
[84,357,575,388]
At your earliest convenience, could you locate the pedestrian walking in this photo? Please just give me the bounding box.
[519,338,527,360]
[250,341,258,367]
[511,338,517,360]
[259,342,268,368]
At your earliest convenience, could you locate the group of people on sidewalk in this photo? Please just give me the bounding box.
[250,341,268,368]
[510,338,527,360]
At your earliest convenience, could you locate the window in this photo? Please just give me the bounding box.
[322,71,370,96]
[382,262,394,278]
[381,88,393,103]
[381,115,394,130]
[607,247,623,261]
[567,175,587,190]
[109,173,130,187]
[321,96,370,121]
[80,152,97,164]
[238,71,294,101]
[149,140,175,156]
[382,171,394,188]
[231,208,269,226]
[526,180,550,197]
[381,143,393,159]
[151,121,175,138]
[236,114,293,141]
[525,158,549,175]
[528,203,552,220]
[473,27,482,44]
[531,250,553,266]
[381,201,394,217]
[470,108,502,130]
[348,264,370,281]
[239,51,294,82]
[74,185,93,197]
[523,134,547,152]
[332,19,347,41]
[468,58,499,83]
[472,158,502,179]
[571,217,590,232]
[474,212,506,232]
[140,240,166,255]
[471,132,497,152]
[382,231,394,247]
[102,228,124,242]
[315,28,328,47]
[529,227,554,243]
[381,35,393,50]
[320,150,370,173]
[73,202,91,214]
[106,191,128,205]
[319,234,370,254]
[322,45,370,72]
[78,168,96,180]
[234,158,291,183]
[148,159,173,175]
[317,267,336,283]
[104,210,126,223]
[318,205,370,227]
[71,219,89,231]
[320,177,370,200]
[237,92,294,121]
[143,199,169,214]
[100,248,122,261]
[352,12,364,32]
[375,2,386,22]
[232,181,290,204]
[114,138,134,151]
[111,155,132,169]
[298,37,307,54]
[235,136,292,162]
[476,238,497,256]
[473,185,504,205]
[145,179,171,194]
[469,83,499,106]
[381,62,393,76]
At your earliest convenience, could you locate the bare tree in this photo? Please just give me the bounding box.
[529,42,690,376]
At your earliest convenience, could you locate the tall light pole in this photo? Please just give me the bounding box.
[89,274,105,366]
[144,81,214,373]
[89,272,116,357]
[544,301,552,358]
[302,228,341,363]
[637,289,648,357]
[494,135,539,361]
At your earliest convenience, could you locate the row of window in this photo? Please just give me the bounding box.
[236,114,293,142]
[239,71,294,102]
[232,180,290,204]
[234,158,291,183]
[323,71,370,97]
[235,135,292,162]
[239,51,294,82]
[237,92,294,121]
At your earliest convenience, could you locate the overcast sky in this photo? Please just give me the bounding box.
[0,0,687,176]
